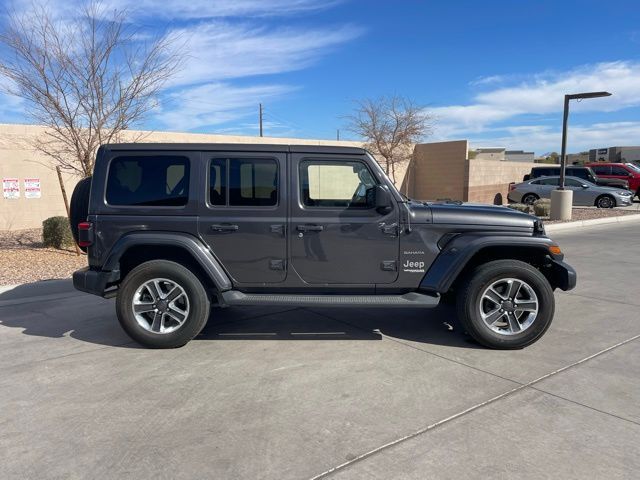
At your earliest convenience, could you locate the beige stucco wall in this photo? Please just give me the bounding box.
[404,142,534,204]
[467,159,536,204]
[403,140,469,201]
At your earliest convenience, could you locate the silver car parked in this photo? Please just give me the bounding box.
[508,175,633,208]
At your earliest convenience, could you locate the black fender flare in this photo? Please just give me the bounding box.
[103,232,233,292]
[420,233,558,293]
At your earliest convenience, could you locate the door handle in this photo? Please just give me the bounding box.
[210,224,239,232]
[297,224,324,232]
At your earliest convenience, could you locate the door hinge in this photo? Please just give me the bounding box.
[269,259,285,271]
[381,260,397,271]
[379,222,398,236]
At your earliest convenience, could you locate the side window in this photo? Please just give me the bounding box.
[539,177,560,186]
[611,166,629,176]
[209,159,227,206]
[592,165,610,176]
[106,155,190,206]
[209,158,278,207]
[300,161,377,208]
[565,178,584,187]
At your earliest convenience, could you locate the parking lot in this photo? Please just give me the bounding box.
[1,222,639,479]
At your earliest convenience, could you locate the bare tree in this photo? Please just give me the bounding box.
[0,2,182,177]
[346,95,432,183]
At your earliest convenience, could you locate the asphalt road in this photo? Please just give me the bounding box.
[1,223,639,479]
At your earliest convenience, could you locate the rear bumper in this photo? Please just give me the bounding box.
[548,259,577,291]
[73,267,120,297]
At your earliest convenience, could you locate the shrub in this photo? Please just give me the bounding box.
[533,198,551,217]
[42,216,74,249]
[507,203,532,214]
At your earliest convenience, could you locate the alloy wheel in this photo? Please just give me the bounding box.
[132,278,190,334]
[479,277,538,335]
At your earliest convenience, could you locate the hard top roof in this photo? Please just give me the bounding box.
[101,143,366,155]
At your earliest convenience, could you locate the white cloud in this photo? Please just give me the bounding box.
[469,121,640,154]
[7,0,343,21]
[158,82,295,131]
[434,61,640,136]
[108,0,343,20]
[167,22,362,87]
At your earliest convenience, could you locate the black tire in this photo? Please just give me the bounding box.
[635,189,640,201]
[69,176,92,251]
[521,193,538,205]
[116,260,211,348]
[595,194,615,209]
[456,260,554,349]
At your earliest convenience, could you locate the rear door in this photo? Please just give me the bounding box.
[610,164,633,184]
[534,177,559,197]
[198,152,287,284]
[565,178,592,205]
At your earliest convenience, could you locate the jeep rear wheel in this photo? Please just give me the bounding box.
[116,260,210,348]
[456,260,554,349]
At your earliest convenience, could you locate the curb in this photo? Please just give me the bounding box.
[0,284,19,295]
[545,213,640,233]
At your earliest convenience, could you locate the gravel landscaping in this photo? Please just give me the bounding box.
[0,228,86,286]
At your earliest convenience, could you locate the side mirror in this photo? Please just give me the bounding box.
[374,185,393,213]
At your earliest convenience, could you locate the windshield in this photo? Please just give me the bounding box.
[625,163,640,173]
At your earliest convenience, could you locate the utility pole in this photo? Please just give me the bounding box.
[336,129,340,141]
[259,103,263,137]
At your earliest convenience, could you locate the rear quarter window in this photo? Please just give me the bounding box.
[106,155,190,206]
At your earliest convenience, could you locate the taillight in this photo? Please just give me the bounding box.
[78,221,94,247]
[508,182,516,192]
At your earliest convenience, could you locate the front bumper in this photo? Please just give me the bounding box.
[548,259,577,291]
[73,267,120,297]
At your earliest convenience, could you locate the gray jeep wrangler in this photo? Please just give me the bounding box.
[71,143,576,349]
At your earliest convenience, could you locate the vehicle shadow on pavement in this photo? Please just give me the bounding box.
[0,282,479,350]
[199,305,481,350]
[0,280,145,349]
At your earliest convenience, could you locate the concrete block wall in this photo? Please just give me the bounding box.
[467,159,536,204]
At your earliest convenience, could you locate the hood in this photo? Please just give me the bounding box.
[413,201,536,229]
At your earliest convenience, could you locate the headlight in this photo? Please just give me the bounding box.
[618,191,632,196]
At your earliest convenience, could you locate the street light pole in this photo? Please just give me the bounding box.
[559,95,571,190]
[550,91,611,220]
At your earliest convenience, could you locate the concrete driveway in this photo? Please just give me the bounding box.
[1,223,639,479]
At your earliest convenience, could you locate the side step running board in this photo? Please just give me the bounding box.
[221,291,440,308]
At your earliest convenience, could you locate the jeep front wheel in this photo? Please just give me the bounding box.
[116,260,210,348]
[456,260,554,349]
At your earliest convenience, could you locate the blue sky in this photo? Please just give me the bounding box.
[2,0,640,155]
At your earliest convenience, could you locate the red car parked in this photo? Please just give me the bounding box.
[587,162,640,200]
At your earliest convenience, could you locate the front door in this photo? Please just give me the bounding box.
[198,152,287,284]
[289,154,400,284]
